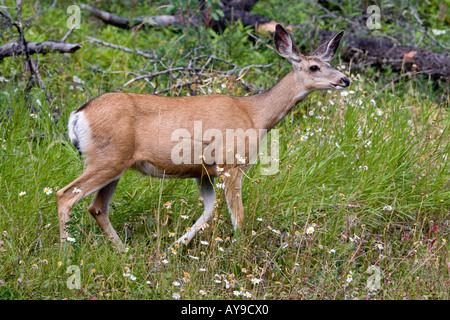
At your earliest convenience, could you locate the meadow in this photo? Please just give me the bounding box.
[0,0,448,300]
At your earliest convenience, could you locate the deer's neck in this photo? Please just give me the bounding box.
[246,70,310,131]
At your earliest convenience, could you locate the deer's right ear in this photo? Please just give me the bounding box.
[274,24,303,63]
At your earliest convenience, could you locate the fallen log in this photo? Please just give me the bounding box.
[0,40,81,60]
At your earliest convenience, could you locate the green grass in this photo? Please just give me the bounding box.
[0,1,448,300]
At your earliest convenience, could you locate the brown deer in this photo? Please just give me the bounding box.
[57,24,350,252]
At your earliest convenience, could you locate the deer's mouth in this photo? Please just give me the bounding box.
[331,84,346,89]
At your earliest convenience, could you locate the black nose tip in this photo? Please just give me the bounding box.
[342,77,350,87]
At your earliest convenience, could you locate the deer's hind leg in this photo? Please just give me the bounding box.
[88,178,124,252]
[57,164,127,251]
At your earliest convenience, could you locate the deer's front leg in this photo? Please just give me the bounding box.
[175,176,215,245]
[224,167,244,229]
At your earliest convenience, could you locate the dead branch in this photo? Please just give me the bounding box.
[80,4,198,29]
[85,36,156,59]
[0,40,82,59]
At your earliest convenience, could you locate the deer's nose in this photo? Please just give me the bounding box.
[342,77,350,87]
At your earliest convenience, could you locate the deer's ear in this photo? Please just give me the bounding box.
[311,30,344,62]
[274,24,303,63]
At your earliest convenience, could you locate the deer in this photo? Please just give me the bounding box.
[57,24,350,252]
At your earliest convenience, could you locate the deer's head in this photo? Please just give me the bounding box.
[274,24,350,93]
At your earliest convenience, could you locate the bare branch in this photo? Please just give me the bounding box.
[80,3,197,29]
[0,40,81,59]
[85,36,156,59]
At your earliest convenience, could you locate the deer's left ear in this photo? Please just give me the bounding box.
[311,30,344,62]
[274,24,304,63]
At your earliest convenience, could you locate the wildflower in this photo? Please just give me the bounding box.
[73,76,84,84]
[172,292,181,300]
[32,264,38,270]
[346,274,353,283]
[216,182,225,189]
[200,240,209,246]
[218,247,224,252]
[199,290,207,296]
[199,267,207,272]
[216,166,224,172]
[300,135,308,141]
[224,172,231,177]
[306,226,315,234]
[180,215,189,220]
[44,223,51,229]
[328,249,336,254]
[72,187,82,194]
[443,239,447,244]
[233,291,241,296]
[57,261,62,267]
[19,260,25,265]
[383,205,393,211]
[66,237,76,243]
[30,113,38,119]
[163,201,171,209]
[171,248,177,255]
[235,154,246,164]
[251,230,257,236]
[375,109,383,116]
[271,229,281,235]
[41,259,48,264]
[130,275,136,281]
[19,191,26,196]
[256,218,263,222]
[90,268,96,274]
[189,255,199,260]
[376,243,383,250]
[340,91,349,97]
[43,187,52,195]
[173,281,181,287]
[168,231,176,238]
[215,237,223,243]
[251,278,262,285]
[243,291,252,298]
[161,259,169,264]
[215,89,221,94]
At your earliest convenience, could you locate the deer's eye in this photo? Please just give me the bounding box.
[310,65,320,72]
